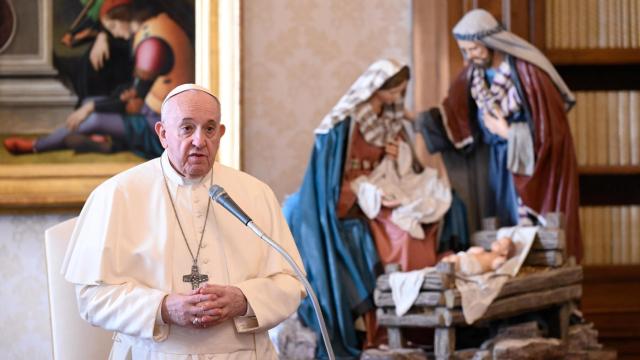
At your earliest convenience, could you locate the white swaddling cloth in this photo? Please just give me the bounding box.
[389,267,436,316]
[351,140,452,238]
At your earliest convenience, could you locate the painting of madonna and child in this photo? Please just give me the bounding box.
[1,0,195,165]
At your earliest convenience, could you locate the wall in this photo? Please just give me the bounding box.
[0,1,412,356]
[0,212,75,360]
[241,0,412,200]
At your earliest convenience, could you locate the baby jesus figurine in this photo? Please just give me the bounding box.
[442,237,516,275]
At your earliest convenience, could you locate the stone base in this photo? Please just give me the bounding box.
[492,338,564,360]
[0,78,76,134]
[361,348,427,360]
[454,348,491,360]
[270,314,316,360]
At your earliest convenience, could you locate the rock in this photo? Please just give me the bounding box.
[360,348,427,360]
[492,338,564,360]
[567,323,603,352]
[269,314,317,360]
[454,348,491,360]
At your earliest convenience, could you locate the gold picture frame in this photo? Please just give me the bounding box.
[0,0,240,210]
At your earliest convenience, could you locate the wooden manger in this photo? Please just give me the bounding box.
[374,213,583,359]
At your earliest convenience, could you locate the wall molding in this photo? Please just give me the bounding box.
[0,0,57,75]
[195,0,241,170]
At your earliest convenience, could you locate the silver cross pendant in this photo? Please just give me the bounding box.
[183,264,209,290]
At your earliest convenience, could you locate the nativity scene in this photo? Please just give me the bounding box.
[0,1,638,359]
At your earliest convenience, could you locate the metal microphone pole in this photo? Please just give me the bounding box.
[245,221,336,360]
[209,185,335,359]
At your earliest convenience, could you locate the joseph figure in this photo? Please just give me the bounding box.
[416,9,582,261]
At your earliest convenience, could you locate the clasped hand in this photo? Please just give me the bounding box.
[161,284,248,329]
[385,140,399,158]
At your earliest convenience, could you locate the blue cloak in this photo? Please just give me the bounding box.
[283,119,379,358]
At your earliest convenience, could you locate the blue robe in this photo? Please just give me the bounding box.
[475,67,524,227]
[283,119,379,358]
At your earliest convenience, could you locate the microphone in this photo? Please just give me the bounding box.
[209,185,252,225]
[208,185,335,360]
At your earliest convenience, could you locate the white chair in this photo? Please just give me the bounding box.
[45,217,113,359]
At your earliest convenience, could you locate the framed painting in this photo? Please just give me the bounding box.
[0,0,239,209]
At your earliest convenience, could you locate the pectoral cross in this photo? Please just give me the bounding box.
[183,264,209,290]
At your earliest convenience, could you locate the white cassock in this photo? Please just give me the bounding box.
[62,152,305,359]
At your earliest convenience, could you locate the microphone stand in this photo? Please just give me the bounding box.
[245,221,336,360]
[209,185,335,359]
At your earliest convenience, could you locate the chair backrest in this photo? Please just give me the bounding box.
[45,217,113,360]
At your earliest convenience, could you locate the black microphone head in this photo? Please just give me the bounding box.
[209,185,225,201]
[208,184,253,225]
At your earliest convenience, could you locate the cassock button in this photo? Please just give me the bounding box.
[203,258,209,264]
[201,242,207,248]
